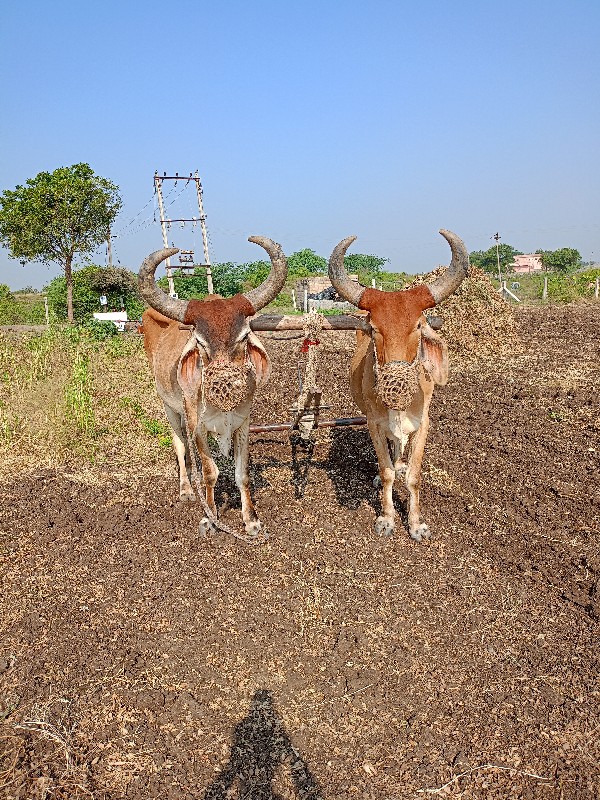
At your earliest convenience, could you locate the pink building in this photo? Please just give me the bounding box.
[510,254,543,273]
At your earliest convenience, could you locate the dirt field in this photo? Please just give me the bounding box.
[1,304,599,799]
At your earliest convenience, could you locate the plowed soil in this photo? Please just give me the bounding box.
[1,304,599,799]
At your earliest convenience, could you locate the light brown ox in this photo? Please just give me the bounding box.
[328,230,469,541]
[138,237,288,538]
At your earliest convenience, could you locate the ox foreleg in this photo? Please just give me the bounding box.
[192,431,219,535]
[163,404,195,501]
[404,409,431,542]
[233,420,261,537]
[368,421,397,536]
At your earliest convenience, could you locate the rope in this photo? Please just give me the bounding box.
[296,309,325,409]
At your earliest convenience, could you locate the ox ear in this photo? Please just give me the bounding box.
[176,337,203,433]
[247,332,271,387]
[419,319,449,386]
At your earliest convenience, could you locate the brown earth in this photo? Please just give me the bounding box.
[1,304,599,799]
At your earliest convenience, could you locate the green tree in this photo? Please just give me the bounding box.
[469,243,522,275]
[342,253,390,285]
[0,163,122,322]
[344,253,388,275]
[538,247,582,273]
[157,262,248,300]
[287,249,327,279]
[156,249,391,301]
[46,264,143,322]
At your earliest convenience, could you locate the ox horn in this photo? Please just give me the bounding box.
[426,230,469,304]
[243,236,288,311]
[327,235,365,307]
[138,247,188,322]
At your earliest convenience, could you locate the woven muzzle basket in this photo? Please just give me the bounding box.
[375,360,420,410]
[202,362,252,412]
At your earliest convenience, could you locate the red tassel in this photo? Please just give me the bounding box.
[301,338,320,353]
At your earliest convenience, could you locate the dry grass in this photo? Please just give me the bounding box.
[0,329,170,483]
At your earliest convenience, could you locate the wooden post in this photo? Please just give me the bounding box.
[371,278,376,288]
[291,288,297,310]
[43,296,49,326]
[542,274,548,300]
[596,277,599,299]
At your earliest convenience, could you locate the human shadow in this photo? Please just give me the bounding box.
[203,689,324,800]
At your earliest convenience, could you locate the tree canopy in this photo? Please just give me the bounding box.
[537,247,582,273]
[158,249,391,301]
[0,163,122,321]
[469,243,522,275]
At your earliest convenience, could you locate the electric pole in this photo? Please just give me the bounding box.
[492,232,502,283]
[194,171,214,294]
[154,171,214,297]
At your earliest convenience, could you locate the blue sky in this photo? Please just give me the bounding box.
[1,0,599,289]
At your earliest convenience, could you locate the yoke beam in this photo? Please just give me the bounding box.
[249,314,371,332]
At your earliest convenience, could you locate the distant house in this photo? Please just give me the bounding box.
[510,254,543,273]
[296,274,360,297]
[295,274,360,311]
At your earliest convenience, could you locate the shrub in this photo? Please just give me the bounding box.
[46,265,143,323]
[0,284,47,324]
[81,318,119,341]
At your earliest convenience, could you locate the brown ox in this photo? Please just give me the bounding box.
[138,237,287,538]
[328,230,469,541]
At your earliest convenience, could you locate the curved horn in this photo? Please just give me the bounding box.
[138,247,188,322]
[243,236,288,311]
[327,236,365,307]
[427,230,469,304]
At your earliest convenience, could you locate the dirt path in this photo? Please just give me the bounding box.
[1,305,599,799]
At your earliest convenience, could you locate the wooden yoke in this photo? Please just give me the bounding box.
[248,313,443,333]
[249,314,371,332]
[181,314,442,334]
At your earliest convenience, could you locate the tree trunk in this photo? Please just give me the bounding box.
[65,254,74,323]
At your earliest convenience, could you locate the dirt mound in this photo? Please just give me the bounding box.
[410,266,523,362]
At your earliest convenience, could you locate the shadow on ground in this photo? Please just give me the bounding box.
[204,690,324,800]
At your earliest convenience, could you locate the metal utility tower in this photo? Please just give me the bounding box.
[154,171,214,296]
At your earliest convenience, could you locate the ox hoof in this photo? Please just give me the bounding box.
[245,520,266,540]
[374,516,395,537]
[180,490,196,503]
[410,522,432,542]
[199,517,214,537]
